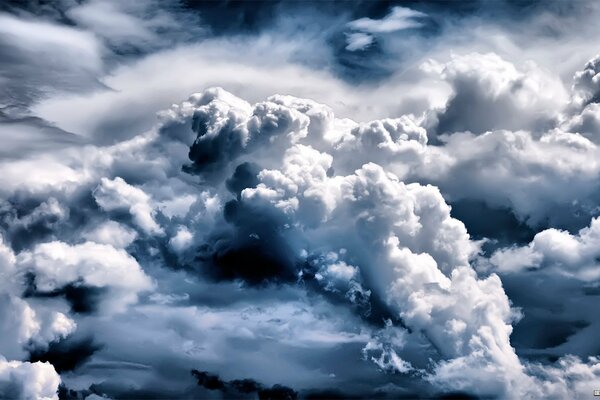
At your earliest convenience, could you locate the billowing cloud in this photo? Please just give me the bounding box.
[423,52,567,136]
[491,216,600,281]
[2,2,600,398]
[17,241,153,314]
[93,177,164,235]
[571,54,600,108]
[0,357,60,400]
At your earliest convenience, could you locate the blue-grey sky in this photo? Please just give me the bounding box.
[1,1,600,399]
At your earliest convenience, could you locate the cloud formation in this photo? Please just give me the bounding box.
[2,1,600,399]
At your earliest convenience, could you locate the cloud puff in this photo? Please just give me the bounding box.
[93,177,163,235]
[562,102,600,142]
[413,128,600,229]
[0,236,75,360]
[345,32,374,52]
[345,6,426,52]
[423,53,567,136]
[491,216,600,281]
[0,357,60,400]
[82,220,138,248]
[571,54,600,108]
[529,356,600,399]
[155,85,600,397]
[347,7,426,34]
[17,241,153,314]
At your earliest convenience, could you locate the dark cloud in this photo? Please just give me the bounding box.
[200,220,298,285]
[449,200,536,249]
[24,273,107,315]
[29,337,102,373]
[192,369,298,400]
[226,162,262,198]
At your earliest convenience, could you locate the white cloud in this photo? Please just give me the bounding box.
[0,357,60,400]
[347,7,426,34]
[345,32,374,52]
[423,52,568,135]
[4,1,600,397]
[0,13,103,69]
[169,226,193,254]
[410,128,600,228]
[344,6,426,53]
[83,220,138,248]
[0,237,75,359]
[491,216,600,281]
[67,1,157,46]
[94,177,163,235]
[571,54,600,108]
[17,241,153,314]
[528,355,600,399]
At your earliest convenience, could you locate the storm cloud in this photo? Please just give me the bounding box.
[1,1,600,399]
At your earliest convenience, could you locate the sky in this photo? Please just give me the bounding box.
[1,0,600,399]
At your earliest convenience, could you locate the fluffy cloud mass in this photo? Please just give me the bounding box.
[2,1,600,399]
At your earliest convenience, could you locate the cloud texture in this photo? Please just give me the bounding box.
[1,1,600,399]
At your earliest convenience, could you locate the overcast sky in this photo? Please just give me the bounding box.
[1,1,600,399]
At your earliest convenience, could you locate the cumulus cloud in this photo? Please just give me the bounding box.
[152,85,600,397]
[82,220,138,248]
[0,236,75,361]
[93,177,163,235]
[3,2,600,397]
[413,128,600,229]
[423,52,567,136]
[571,54,600,108]
[491,216,600,281]
[0,357,60,400]
[169,226,193,254]
[2,77,600,397]
[17,241,153,314]
[164,88,532,396]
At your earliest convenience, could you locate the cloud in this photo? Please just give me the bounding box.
[0,236,75,360]
[345,6,426,52]
[168,226,193,254]
[423,52,567,136]
[491,216,600,280]
[345,32,374,52]
[93,177,163,235]
[29,336,102,373]
[2,76,600,397]
[191,369,298,399]
[348,7,426,34]
[0,357,60,400]
[571,54,600,108]
[0,12,104,108]
[411,128,600,229]
[3,2,600,396]
[17,241,153,314]
[166,88,532,396]
[82,220,138,248]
